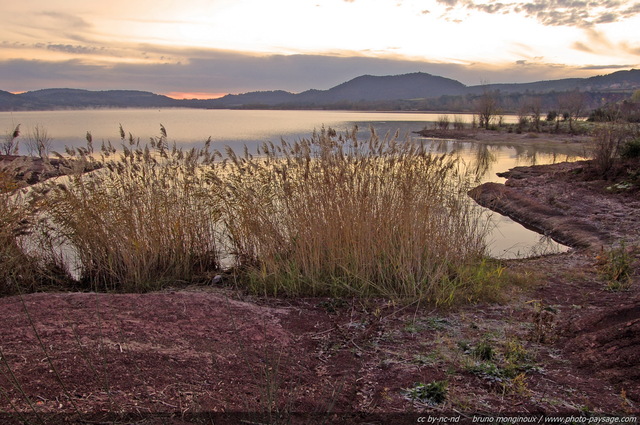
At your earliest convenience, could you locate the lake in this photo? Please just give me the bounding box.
[1,109,584,259]
[1,109,522,153]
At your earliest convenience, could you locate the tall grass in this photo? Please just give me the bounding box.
[213,127,492,303]
[37,127,222,292]
[0,171,38,295]
[4,124,505,303]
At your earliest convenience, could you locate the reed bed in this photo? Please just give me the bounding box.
[2,125,505,303]
[213,127,494,303]
[36,127,222,292]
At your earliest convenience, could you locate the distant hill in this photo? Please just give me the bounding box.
[467,69,640,94]
[17,89,182,109]
[0,90,38,110]
[197,90,296,108]
[1,69,639,111]
[201,72,467,107]
[297,72,466,103]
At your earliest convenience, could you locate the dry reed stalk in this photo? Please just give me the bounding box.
[38,127,223,292]
[215,127,493,303]
[0,170,38,294]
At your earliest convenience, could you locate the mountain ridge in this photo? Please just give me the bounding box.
[2,69,639,111]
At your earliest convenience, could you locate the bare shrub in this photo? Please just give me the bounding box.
[26,125,52,158]
[559,90,586,134]
[592,123,638,176]
[516,102,529,129]
[437,115,450,130]
[453,115,465,131]
[476,90,499,130]
[528,96,543,132]
[2,124,21,155]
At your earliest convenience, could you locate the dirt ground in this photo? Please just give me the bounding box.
[1,135,639,424]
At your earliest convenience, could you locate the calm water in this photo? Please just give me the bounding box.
[1,109,521,153]
[2,109,583,259]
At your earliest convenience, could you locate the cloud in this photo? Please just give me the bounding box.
[570,28,640,58]
[0,38,179,64]
[38,11,92,30]
[594,12,618,24]
[437,0,640,28]
[44,44,105,55]
[620,42,640,56]
[436,0,459,6]
[579,64,638,70]
[621,2,640,17]
[572,41,594,53]
[584,28,613,49]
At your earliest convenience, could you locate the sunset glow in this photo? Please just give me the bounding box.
[164,92,227,100]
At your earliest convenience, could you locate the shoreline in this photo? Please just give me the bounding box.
[468,158,639,251]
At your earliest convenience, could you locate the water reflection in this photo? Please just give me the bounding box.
[412,136,584,259]
[471,145,497,181]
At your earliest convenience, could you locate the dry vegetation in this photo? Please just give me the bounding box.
[0,170,38,295]
[213,127,500,302]
[1,125,512,304]
[35,126,222,292]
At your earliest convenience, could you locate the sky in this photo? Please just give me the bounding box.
[1,0,639,98]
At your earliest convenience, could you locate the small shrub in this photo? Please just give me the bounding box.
[504,372,530,396]
[528,301,557,343]
[457,340,471,353]
[473,339,494,361]
[503,338,529,364]
[517,116,529,133]
[621,138,640,159]
[597,242,634,291]
[466,362,509,383]
[403,380,448,405]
